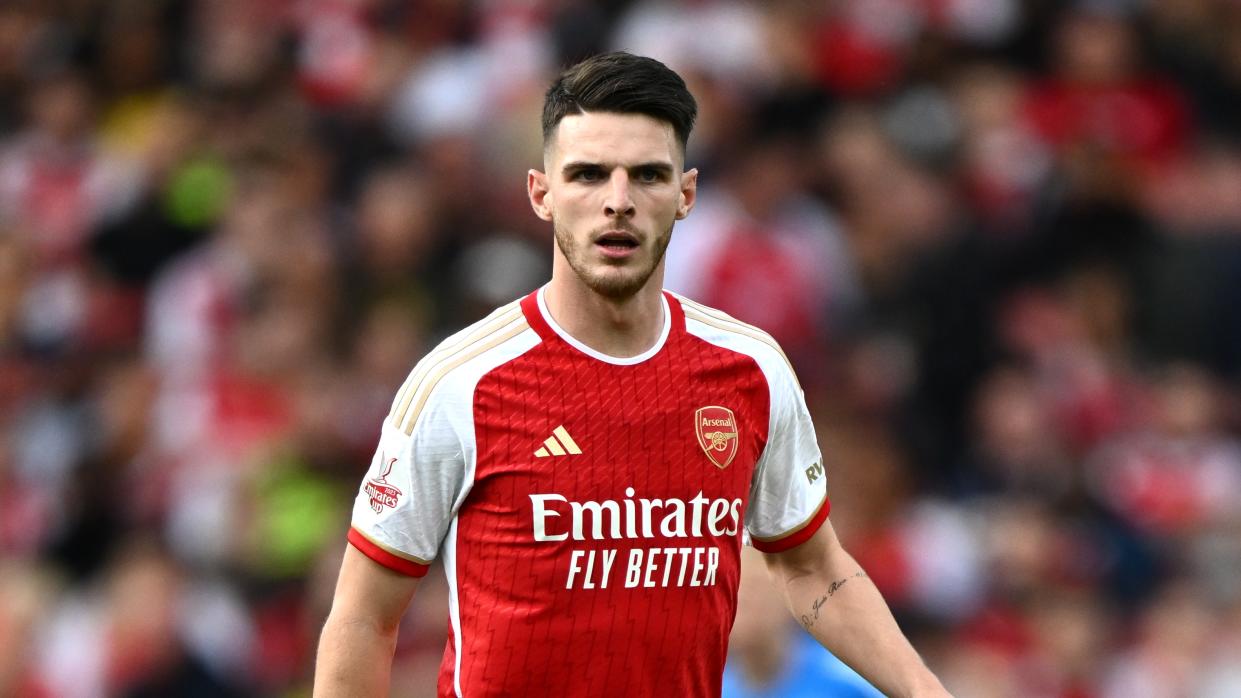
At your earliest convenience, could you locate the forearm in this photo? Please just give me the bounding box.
[314,610,400,697]
[777,551,944,698]
[765,521,948,698]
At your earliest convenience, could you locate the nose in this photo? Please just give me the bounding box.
[603,168,635,218]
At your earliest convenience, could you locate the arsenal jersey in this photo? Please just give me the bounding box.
[348,287,829,697]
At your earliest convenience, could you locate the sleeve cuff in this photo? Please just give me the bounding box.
[347,527,432,577]
[750,496,831,554]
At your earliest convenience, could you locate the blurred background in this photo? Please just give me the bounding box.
[1,0,1240,696]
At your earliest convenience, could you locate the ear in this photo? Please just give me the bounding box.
[675,167,698,220]
[528,169,553,222]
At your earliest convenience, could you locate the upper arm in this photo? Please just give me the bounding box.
[745,351,830,552]
[329,544,422,633]
[761,517,848,584]
[348,371,475,576]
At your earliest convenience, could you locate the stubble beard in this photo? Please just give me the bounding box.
[553,219,674,300]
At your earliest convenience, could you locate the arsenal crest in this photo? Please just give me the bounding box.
[365,454,402,513]
[695,406,739,469]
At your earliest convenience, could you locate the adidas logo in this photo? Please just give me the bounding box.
[534,425,582,458]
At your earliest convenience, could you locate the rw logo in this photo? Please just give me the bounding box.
[535,425,583,458]
[805,459,825,484]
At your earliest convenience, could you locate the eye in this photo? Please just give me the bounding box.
[636,167,662,183]
[572,168,603,183]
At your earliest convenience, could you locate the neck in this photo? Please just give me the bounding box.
[543,270,666,359]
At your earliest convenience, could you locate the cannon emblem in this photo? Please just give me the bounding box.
[695,406,740,469]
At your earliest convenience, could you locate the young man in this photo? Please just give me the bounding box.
[315,52,949,697]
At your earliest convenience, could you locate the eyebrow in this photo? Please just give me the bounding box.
[561,161,675,177]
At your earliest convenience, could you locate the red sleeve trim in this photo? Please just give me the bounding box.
[347,528,431,578]
[750,496,831,554]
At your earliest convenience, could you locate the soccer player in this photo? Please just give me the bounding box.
[315,52,949,697]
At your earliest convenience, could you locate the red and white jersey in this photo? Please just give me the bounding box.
[348,287,829,697]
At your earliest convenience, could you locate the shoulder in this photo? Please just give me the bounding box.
[670,292,801,393]
[429,298,533,360]
[387,298,540,435]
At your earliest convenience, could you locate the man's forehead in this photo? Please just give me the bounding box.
[547,111,681,166]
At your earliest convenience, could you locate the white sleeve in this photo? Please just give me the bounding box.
[745,359,830,553]
[348,378,473,576]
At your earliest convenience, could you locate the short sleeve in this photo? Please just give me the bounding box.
[745,360,830,553]
[348,381,472,577]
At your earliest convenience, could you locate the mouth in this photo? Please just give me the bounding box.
[594,230,640,258]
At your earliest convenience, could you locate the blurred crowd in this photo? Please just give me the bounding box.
[1,0,1240,696]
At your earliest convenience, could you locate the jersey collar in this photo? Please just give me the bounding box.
[522,284,675,365]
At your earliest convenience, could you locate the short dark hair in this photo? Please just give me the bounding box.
[541,52,698,153]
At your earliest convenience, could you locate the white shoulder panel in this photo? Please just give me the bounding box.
[677,294,828,545]
[351,300,541,564]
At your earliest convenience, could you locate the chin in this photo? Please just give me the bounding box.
[588,280,645,300]
[584,269,652,300]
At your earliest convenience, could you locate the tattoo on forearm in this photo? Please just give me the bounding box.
[799,571,868,631]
